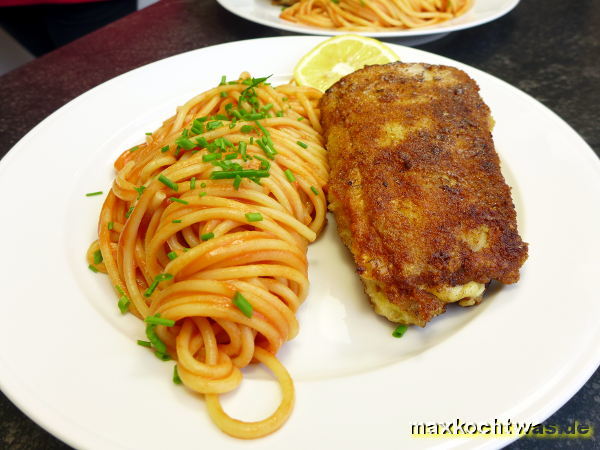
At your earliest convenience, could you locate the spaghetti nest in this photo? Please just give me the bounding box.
[87,73,327,438]
[280,0,472,31]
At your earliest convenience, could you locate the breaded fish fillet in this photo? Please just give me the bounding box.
[320,62,528,327]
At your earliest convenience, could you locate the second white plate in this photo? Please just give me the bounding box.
[217,0,520,39]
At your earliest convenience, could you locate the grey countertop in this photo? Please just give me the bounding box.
[0,0,599,448]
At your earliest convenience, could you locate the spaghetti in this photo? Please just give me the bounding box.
[279,0,473,31]
[87,74,327,438]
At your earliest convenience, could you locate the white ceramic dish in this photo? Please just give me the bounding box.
[217,0,520,39]
[1,36,599,450]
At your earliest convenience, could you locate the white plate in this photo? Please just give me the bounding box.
[1,36,599,450]
[217,0,520,39]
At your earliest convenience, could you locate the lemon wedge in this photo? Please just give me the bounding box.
[294,35,399,91]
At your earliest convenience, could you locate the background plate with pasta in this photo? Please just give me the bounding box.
[217,0,520,39]
[0,36,600,450]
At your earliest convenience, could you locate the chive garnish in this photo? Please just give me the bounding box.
[155,273,174,282]
[134,185,146,199]
[144,280,159,297]
[129,146,139,152]
[201,232,214,241]
[172,219,182,223]
[220,91,228,98]
[310,186,319,195]
[245,212,263,222]
[392,325,408,338]
[240,125,254,133]
[145,324,167,354]
[206,121,223,130]
[200,182,207,188]
[93,250,103,265]
[167,251,178,260]
[175,136,195,150]
[144,273,174,297]
[276,111,284,117]
[296,141,308,149]
[244,113,264,121]
[125,206,134,218]
[137,340,152,348]
[297,117,304,121]
[158,174,179,191]
[199,192,207,197]
[210,169,269,180]
[219,75,226,85]
[88,264,99,273]
[284,169,296,182]
[161,145,170,153]
[224,152,238,160]
[85,191,103,197]
[190,177,196,189]
[170,197,189,205]
[107,222,114,230]
[173,365,182,384]
[145,315,176,327]
[196,137,208,148]
[233,174,242,190]
[118,296,130,314]
[254,155,270,170]
[233,292,253,318]
[255,121,270,137]
[155,352,171,361]
[203,153,221,162]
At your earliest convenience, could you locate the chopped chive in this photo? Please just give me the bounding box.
[155,273,174,282]
[262,103,274,112]
[118,295,130,314]
[276,110,284,117]
[249,137,254,144]
[245,212,263,222]
[155,352,171,361]
[129,146,139,152]
[170,197,189,205]
[244,113,264,121]
[203,153,221,162]
[233,291,253,318]
[85,191,103,197]
[199,192,207,197]
[201,232,214,241]
[297,117,304,121]
[240,125,254,133]
[88,264,99,273]
[233,174,242,190]
[172,219,182,223]
[125,206,134,218]
[238,141,248,160]
[310,186,319,195]
[224,152,238,160]
[255,121,270,137]
[107,222,114,230]
[145,315,176,327]
[220,91,228,98]
[210,169,270,180]
[158,174,179,191]
[281,97,288,101]
[206,121,223,130]
[115,285,126,296]
[200,182,207,188]
[190,177,196,189]
[145,323,167,353]
[175,136,195,150]
[145,132,152,136]
[392,325,408,338]
[161,145,170,153]
[296,141,308,149]
[256,139,277,159]
[284,169,296,182]
[167,251,178,260]
[93,250,103,265]
[195,137,208,148]
[137,340,152,348]
[134,185,146,199]
[173,365,182,384]
[254,155,270,170]
[144,280,159,297]
[219,75,226,85]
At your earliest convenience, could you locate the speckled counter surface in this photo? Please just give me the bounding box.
[0,0,598,448]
